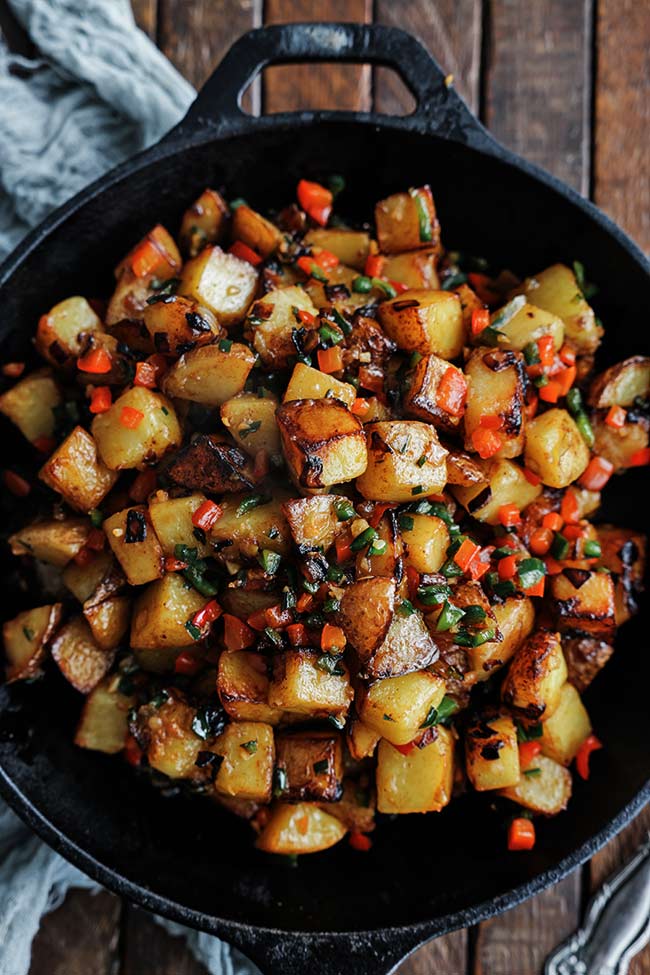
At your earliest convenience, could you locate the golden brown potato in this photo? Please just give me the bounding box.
[382,249,440,289]
[217,650,286,725]
[0,369,61,444]
[356,670,446,746]
[464,348,526,459]
[36,296,103,365]
[209,492,291,560]
[275,730,343,802]
[179,188,229,257]
[469,597,535,679]
[129,573,210,649]
[51,616,115,693]
[489,301,564,351]
[179,245,258,326]
[161,341,255,407]
[220,391,281,460]
[403,354,466,432]
[401,513,450,574]
[378,289,464,359]
[561,635,614,692]
[115,224,181,281]
[268,650,353,718]
[39,426,118,512]
[375,186,440,253]
[283,363,356,408]
[303,264,379,314]
[276,399,368,491]
[232,205,282,259]
[103,506,164,586]
[282,494,349,553]
[304,228,370,270]
[597,524,646,625]
[451,458,541,523]
[213,721,275,802]
[376,727,454,814]
[63,551,114,603]
[588,356,650,408]
[500,754,572,815]
[592,412,649,470]
[148,493,210,557]
[9,518,91,567]
[356,420,446,502]
[137,692,203,779]
[166,436,256,495]
[516,263,602,354]
[105,270,154,326]
[465,714,520,791]
[356,510,404,580]
[92,387,180,471]
[444,447,488,487]
[250,285,319,368]
[142,295,221,355]
[74,677,135,754]
[3,604,63,682]
[524,408,590,488]
[83,595,130,651]
[255,802,346,855]
[320,778,375,834]
[541,683,591,765]
[347,718,381,761]
[501,630,567,721]
[550,569,617,640]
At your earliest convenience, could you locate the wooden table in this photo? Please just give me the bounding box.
[6,0,649,972]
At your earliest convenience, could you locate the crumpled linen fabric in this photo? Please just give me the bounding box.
[0,2,259,972]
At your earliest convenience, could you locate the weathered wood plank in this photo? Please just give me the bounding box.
[374,0,482,115]
[397,931,467,975]
[121,907,209,975]
[484,0,593,194]
[263,0,372,113]
[131,0,157,39]
[29,890,121,975]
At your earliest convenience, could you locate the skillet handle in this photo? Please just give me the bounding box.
[174,22,494,149]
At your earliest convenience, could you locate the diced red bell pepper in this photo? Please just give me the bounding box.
[471,307,490,336]
[628,447,650,467]
[437,367,467,416]
[507,817,536,851]
[222,614,256,651]
[192,499,223,532]
[536,335,555,370]
[321,623,346,652]
[454,538,481,573]
[174,650,202,676]
[297,179,333,226]
[364,254,385,278]
[229,240,262,265]
[605,405,627,429]
[191,599,222,630]
[287,623,308,647]
[575,733,603,780]
[561,489,580,524]
[348,831,373,852]
[498,503,521,528]
[77,348,112,374]
[368,503,396,529]
[317,346,343,374]
[89,386,112,414]
[579,456,614,491]
[351,397,370,417]
[120,406,144,429]
[529,527,553,556]
[3,470,30,497]
[523,467,542,486]
[498,555,518,580]
[519,741,542,770]
[542,512,563,532]
[134,361,158,389]
[472,426,502,459]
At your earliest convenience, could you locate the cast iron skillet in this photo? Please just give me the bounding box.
[0,22,648,975]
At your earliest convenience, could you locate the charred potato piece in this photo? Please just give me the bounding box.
[250,285,318,368]
[356,420,446,502]
[142,295,221,355]
[130,573,211,649]
[51,616,115,693]
[103,506,164,586]
[74,677,135,753]
[3,603,63,682]
[465,714,520,791]
[470,597,535,679]
[92,387,181,471]
[217,650,285,725]
[282,494,349,553]
[148,493,210,558]
[357,670,446,746]
[403,354,466,432]
[209,492,291,560]
[378,289,464,359]
[179,188,229,257]
[451,458,541,523]
[39,425,118,512]
[464,348,526,459]
[597,524,646,624]
[501,630,567,721]
[376,727,454,814]
[277,399,367,491]
[275,730,343,802]
[524,408,590,488]
[283,363,356,408]
[36,296,103,366]
[9,517,90,567]
[255,802,346,855]
[516,263,602,354]
[561,634,614,692]
[268,650,353,718]
[382,248,440,289]
[375,186,440,254]
[136,692,203,779]
[588,356,650,408]
[220,391,282,460]
[179,244,258,326]
[232,205,282,259]
[166,436,256,494]
[161,341,255,407]
[212,721,275,802]
[0,369,61,444]
[500,754,571,815]
[550,569,617,640]
[541,682,591,765]
[445,447,488,487]
[401,513,450,574]
[304,228,371,270]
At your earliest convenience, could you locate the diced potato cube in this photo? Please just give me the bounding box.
[0,369,61,444]
[3,603,63,682]
[275,730,343,801]
[133,646,187,673]
[103,506,163,585]
[382,249,440,289]
[179,244,258,326]
[130,573,210,649]
[378,289,464,359]
[213,721,275,802]
[166,435,255,494]
[142,295,221,356]
[83,595,131,650]
[277,399,368,491]
[220,391,281,460]
[550,570,616,640]
[148,492,210,557]
[592,413,649,471]
[517,263,602,354]
[161,342,255,407]
[356,509,405,579]
[465,714,520,791]
[210,492,291,560]
[283,363,356,408]
[251,285,319,368]
[347,719,381,760]
[451,458,541,524]
[232,205,282,259]
[500,754,572,814]
[139,693,203,778]
[282,494,349,553]
[63,551,114,602]
[255,802,346,855]
[489,301,564,351]
[403,355,465,432]
[51,616,114,693]
[401,513,449,573]
[105,270,153,326]
[92,387,180,471]
[501,630,567,720]
[74,678,135,754]
[268,650,353,718]
[357,670,446,745]
[562,634,614,692]
[445,447,489,487]
[588,356,650,408]
[470,596,535,678]
[524,408,590,488]
[217,650,285,725]
[375,187,440,253]
[356,420,446,502]
[39,426,118,512]
[36,296,103,365]
[9,517,90,567]
[376,727,454,813]
[541,683,592,765]
[598,524,646,626]
[179,188,229,257]
[464,348,526,459]
[304,228,371,270]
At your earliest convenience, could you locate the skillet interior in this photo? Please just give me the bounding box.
[0,118,648,940]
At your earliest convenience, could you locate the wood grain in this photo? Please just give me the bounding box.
[29,890,121,975]
[131,0,157,39]
[122,907,209,975]
[263,0,372,113]
[484,0,593,194]
[374,0,482,114]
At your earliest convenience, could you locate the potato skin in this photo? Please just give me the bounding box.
[550,569,617,640]
[524,408,590,488]
[501,630,567,721]
[275,730,344,802]
[179,188,228,257]
[166,435,256,494]
[451,458,541,524]
[161,342,256,407]
[403,354,465,432]
[561,634,614,692]
[3,603,63,682]
[39,425,118,512]
[378,289,464,359]
[588,355,650,408]
[36,296,103,365]
[356,420,447,502]
[143,296,221,356]
[51,616,115,694]
[464,348,527,459]
[276,399,368,491]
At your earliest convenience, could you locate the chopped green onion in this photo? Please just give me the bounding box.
[319,322,343,346]
[517,557,546,590]
[219,338,233,352]
[523,767,542,778]
[334,498,355,521]
[399,514,415,532]
[566,387,583,416]
[516,720,543,743]
[316,653,345,676]
[417,582,452,605]
[409,187,433,243]
[550,533,570,561]
[397,599,415,617]
[241,740,258,754]
[328,174,345,198]
[351,275,373,293]
[441,270,468,290]
[185,620,201,641]
[435,600,465,632]
[236,494,269,516]
[350,526,377,552]
[575,412,595,448]
[89,509,104,528]
[313,758,330,774]
[258,549,282,574]
[416,455,427,468]
[411,485,424,496]
[584,539,602,558]
[371,277,396,299]
[368,538,388,556]
[523,342,541,366]
[273,767,288,797]
[239,420,261,438]
[463,605,487,625]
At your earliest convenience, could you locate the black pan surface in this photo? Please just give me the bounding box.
[0,24,648,975]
